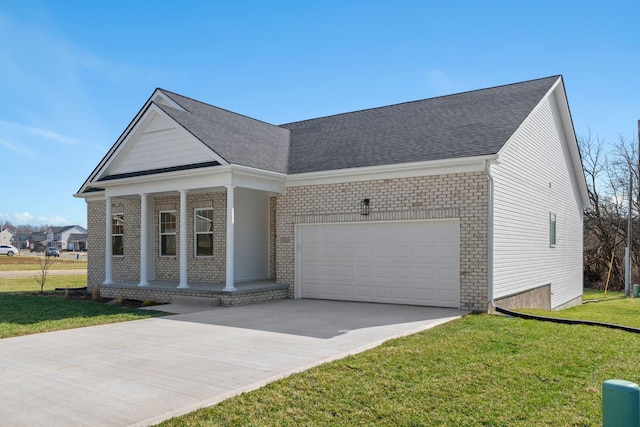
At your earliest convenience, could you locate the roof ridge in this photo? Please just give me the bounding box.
[279,75,561,127]
[157,88,287,131]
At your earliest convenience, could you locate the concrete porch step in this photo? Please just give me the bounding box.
[171,295,222,308]
[141,295,223,314]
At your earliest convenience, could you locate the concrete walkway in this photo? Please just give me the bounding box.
[0,300,464,426]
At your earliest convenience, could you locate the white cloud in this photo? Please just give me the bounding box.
[0,137,36,158]
[36,215,69,226]
[13,212,34,223]
[0,119,84,147]
[28,127,84,145]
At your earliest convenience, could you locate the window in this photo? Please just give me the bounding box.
[160,211,176,256]
[195,208,214,257]
[112,213,124,256]
[549,213,556,248]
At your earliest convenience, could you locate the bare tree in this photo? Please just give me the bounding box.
[34,253,54,294]
[580,132,639,290]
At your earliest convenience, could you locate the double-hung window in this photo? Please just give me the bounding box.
[112,213,124,256]
[195,208,214,257]
[160,211,177,256]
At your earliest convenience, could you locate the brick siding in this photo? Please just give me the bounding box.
[274,172,489,311]
[87,171,488,311]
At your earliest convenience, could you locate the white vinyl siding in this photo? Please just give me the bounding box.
[492,90,583,308]
[233,189,269,282]
[106,114,216,176]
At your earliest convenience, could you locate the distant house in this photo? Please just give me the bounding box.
[75,75,588,312]
[11,233,30,250]
[0,228,14,246]
[29,232,48,252]
[67,233,88,251]
[46,225,88,251]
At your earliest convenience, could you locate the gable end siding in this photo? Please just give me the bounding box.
[492,93,583,309]
[106,115,215,177]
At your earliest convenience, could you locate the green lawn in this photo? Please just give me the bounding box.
[518,289,639,326]
[157,291,640,427]
[0,275,165,338]
[0,274,87,293]
[0,254,87,270]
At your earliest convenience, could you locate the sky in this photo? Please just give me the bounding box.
[0,0,638,229]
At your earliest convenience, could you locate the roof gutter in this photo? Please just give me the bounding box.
[287,154,499,187]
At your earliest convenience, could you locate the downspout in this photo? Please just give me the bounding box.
[485,160,495,310]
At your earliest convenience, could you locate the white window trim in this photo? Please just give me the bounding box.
[549,212,557,248]
[112,212,124,257]
[159,210,177,257]
[194,207,214,258]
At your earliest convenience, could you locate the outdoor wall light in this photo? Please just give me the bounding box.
[361,198,370,216]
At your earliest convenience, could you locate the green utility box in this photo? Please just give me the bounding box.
[603,379,640,427]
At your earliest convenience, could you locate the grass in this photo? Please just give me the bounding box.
[0,274,165,338]
[517,289,640,327]
[0,253,87,270]
[0,274,88,293]
[157,291,640,427]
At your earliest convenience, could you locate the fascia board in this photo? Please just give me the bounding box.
[92,164,286,197]
[73,191,105,201]
[77,89,163,195]
[229,165,287,193]
[285,156,495,187]
[76,90,229,195]
[552,80,590,209]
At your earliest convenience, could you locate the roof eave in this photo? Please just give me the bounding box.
[285,155,498,188]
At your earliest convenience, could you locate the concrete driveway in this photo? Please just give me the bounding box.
[0,300,464,426]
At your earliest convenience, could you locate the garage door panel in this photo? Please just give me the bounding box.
[297,220,460,308]
[336,265,353,279]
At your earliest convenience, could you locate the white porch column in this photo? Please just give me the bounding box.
[224,185,236,291]
[177,189,190,289]
[103,196,113,284]
[138,193,149,286]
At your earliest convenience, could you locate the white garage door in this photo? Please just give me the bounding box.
[296,220,460,307]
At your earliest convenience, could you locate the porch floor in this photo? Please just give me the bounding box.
[100,279,288,296]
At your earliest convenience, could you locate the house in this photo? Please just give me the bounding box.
[46,225,88,251]
[75,75,589,312]
[29,232,48,252]
[67,233,88,251]
[11,233,31,250]
[0,227,15,246]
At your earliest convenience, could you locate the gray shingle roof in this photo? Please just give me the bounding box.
[68,233,88,242]
[281,76,560,174]
[81,75,562,192]
[156,90,290,174]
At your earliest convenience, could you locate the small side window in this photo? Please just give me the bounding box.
[549,213,556,248]
[112,213,124,256]
[160,211,177,256]
[195,208,214,257]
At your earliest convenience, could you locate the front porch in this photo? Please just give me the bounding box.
[100,279,289,307]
